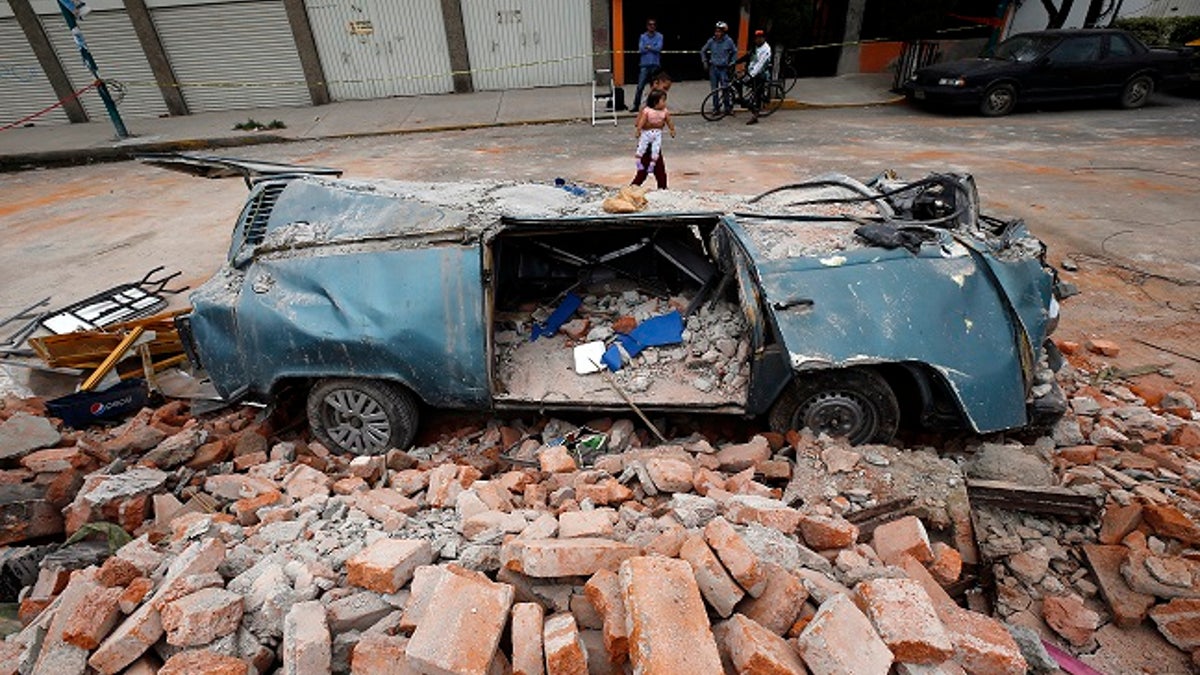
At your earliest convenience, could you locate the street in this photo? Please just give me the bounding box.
[2,95,1199,389]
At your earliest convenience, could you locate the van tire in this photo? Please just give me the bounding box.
[307,378,418,455]
[768,369,900,445]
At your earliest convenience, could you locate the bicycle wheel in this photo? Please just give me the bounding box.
[759,82,786,117]
[778,54,799,94]
[700,89,729,121]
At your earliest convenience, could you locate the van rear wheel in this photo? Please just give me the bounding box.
[307,378,418,455]
[769,369,900,445]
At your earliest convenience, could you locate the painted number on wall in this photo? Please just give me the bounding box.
[497,9,522,24]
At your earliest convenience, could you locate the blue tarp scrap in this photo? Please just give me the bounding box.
[531,293,582,341]
[600,311,684,371]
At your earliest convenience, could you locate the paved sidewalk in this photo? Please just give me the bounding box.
[0,73,901,170]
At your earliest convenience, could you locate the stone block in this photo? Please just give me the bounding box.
[501,538,638,578]
[0,412,60,461]
[795,594,893,675]
[327,591,394,635]
[704,516,767,597]
[282,600,331,675]
[855,578,954,664]
[405,566,514,675]
[717,613,806,675]
[345,539,433,594]
[511,602,546,675]
[872,516,933,565]
[620,556,723,674]
[544,613,589,675]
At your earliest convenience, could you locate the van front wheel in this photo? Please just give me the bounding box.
[768,369,900,445]
[307,379,418,455]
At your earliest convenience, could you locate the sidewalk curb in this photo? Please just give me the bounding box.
[0,94,905,172]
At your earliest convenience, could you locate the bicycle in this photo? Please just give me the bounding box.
[700,68,784,121]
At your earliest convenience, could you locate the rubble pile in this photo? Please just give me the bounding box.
[496,289,751,401]
[967,347,1200,670]
[0,340,1197,673]
[0,394,1033,675]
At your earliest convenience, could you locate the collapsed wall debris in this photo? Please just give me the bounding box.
[0,330,1197,674]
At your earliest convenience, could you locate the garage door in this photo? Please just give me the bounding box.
[0,16,72,127]
[37,7,169,120]
[150,0,309,113]
[461,0,592,91]
[305,0,453,100]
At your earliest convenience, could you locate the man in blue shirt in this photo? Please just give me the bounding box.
[701,21,738,115]
[632,19,663,111]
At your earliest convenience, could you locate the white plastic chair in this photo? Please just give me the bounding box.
[592,69,617,126]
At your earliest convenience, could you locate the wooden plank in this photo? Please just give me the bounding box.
[80,327,145,392]
[966,479,1101,518]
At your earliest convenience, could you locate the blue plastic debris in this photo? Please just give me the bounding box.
[531,293,583,341]
[600,311,684,371]
[554,177,587,197]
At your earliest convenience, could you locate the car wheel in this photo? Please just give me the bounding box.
[307,378,418,455]
[1119,75,1154,109]
[979,83,1017,117]
[768,369,900,445]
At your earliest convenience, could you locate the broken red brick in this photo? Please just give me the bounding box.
[735,562,809,636]
[584,568,629,664]
[161,588,244,647]
[679,534,745,618]
[501,537,638,578]
[941,606,1027,675]
[345,538,433,594]
[620,556,724,674]
[1099,503,1143,545]
[543,613,589,675]
[872,515,933,565]
[1142,503,1200,545]
[158,650,249,675]
[406,566,515,675]
[119,577,154,614]
[1085,338,1121,357]
[717,613,806,675]
[351,634,415,675]
[511,602,546,675]
[855,578,954,664]
[716,436,771,472]
[798,514,859,551]
[540,445,578,473]
[97,556,142,588]
[722,495,802,534]
[795,594,893,675]
[928,543,963,586]
[1149,598,1200,651]
[282,600,331,674]
[644,457,695,493]
[558,509,616,539]
[61,583,124,650]
[704,516,767,597]
[1042,594,1101,648]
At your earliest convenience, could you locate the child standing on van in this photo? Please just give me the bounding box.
[632,89,675,188]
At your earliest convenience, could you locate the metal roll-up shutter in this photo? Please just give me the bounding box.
[151,0,309,113]
[0,17,72,127]
[461,0,591,91]
[305,0,453,100]
[37,8,169,120]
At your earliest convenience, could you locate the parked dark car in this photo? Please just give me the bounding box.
[145,154,1070,456]
[904,29,1196,116]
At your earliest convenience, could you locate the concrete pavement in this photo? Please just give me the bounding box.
[0,74,901,171]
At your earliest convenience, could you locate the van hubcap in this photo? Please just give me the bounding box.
[322,389,391,454]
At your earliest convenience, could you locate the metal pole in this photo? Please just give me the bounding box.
[58,0,129,138]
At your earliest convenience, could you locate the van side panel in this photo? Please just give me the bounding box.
[233,245,488,407]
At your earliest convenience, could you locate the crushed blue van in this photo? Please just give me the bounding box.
[146,154,1069,455]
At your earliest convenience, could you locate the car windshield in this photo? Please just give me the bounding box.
[989,35,1058,62]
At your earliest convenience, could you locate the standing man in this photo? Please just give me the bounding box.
[701,21,738,115]
[631,18,663,111]
[745,29,772,125]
